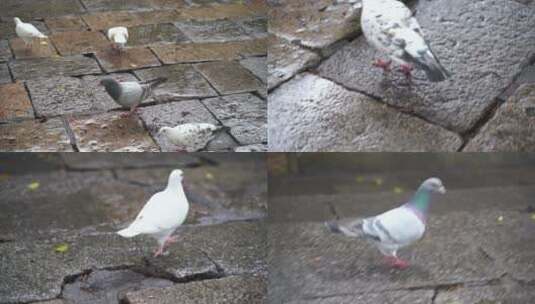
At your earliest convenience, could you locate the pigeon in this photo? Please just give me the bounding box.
[361,0,450,82]
[158,123,229,152]
[326,177,446,269]
[107,26,128,51]
[100,77,167,116]
[14,17,48,47]
[117,169,189,257]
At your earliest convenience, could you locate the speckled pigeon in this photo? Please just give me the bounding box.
[158,123,229,152]
[14,17,47,47]
[326,177,446,268]
[117,169,189,257]
[361,0,450,82]
[100,77,167,116]
[107,26,128,51]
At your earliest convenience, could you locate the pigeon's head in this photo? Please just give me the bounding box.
[158,126,172,137]
[99,78,117,88]
[13,17,22,24]
[169,169,184,182]
[421,177,446,194]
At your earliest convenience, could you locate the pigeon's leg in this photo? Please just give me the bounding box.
[400,64,414,82]
[372,59,392,73]
[153,245,165,257]
[119,105,139,118]
[163,235,179,249]
[383,256,410,269]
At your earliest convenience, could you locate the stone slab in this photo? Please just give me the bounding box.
[465,84,535,151]
[268,73,462,151]
[195,60,264,95]
[149,0,187,9]
[45,16,89,32]
[9,37,57,59]
[238,18,268,39]
[175,20,251,43]
[61,153,201,170]
[202,93,267,145]
[9,55,101,80]
[82,10,182,31]
[0,40,12,62]
[285,290,434,304]
[69,112,159,152]
[26,76,118,117]
[126,276,266,304]
[134,64,217,100]
[240,56,267,83]
[0,0,84,19]
[181,3,256,21]
[150,39,267,64]
[95,47,161,72]
[51,30,111,56]
[0,63,11,84]
[128,23,190,46]
[435,284,535,304]
[0,82,33,121]
[268,36,321,90]
[81,0,154,12]
[0,118,72,152]
[318,0,535,133]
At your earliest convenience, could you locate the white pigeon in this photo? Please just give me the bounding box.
[326,177,446,268]
[14,17,48,47]
[117,169,189,257]
[107,26,129,51]
[361,0,450,82]
[158,123,229,152]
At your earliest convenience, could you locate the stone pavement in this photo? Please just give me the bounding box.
[0,153,267,303]
[268,155,535,304]
[268,0,535,152]
[0,0,267,152]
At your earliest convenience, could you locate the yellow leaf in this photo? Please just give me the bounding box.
[205,172,214,180]
[374,177,383,186]
[497,216,504,223]
[355,176,364,183]
[54,243,69,253]
[530,213,535,221]
[27,181,40,190]
[393,186,404,194]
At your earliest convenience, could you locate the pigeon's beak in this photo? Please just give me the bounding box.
[438,186,446,194]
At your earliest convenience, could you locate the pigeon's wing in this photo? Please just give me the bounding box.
[117,82,144,107]
[127,191,181,234]
[365,206,425,246]
[16,23,46,38]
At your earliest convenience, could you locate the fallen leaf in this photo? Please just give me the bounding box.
[374,177,383,186]
[393,186,404,194]
[355,176,364,183]
[27,181,40,190]
[205,172,214,180]
[497,216,504,223]
[54,243,69,253]
[530,213,535,221]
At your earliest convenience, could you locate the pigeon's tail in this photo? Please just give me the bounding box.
[117,227,140,238]
[418,51,450,82]
[325,220,364,238]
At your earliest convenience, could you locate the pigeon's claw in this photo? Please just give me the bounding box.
[164,235,178,247]
[384,256,410,269]
[153,246,165,257]
[372,59,392,73]
[400,64,414,81]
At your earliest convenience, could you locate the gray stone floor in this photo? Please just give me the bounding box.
[0,0,267,152]
[0,153,267,303]
[268,0,535,152]
[268,154,535,304]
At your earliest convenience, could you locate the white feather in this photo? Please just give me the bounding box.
[159,123,220,152]
[14,17,47,44]
[117,82,143,108]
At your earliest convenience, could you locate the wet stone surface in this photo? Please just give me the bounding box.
[81,0,154,12]
[0,63,11,84]
[240,56,267,84]
[175,20,251,43]
[9,37,57,59]
[0,118,72,152]
[196,60,264,95]
[45,16,89,32]
[60,153,201,170]
[0,82,34,121]
[0,40,12,63]
[0,0,84,19]
[238,18,268,39]
[181,3,256,21]
[202,93,267,145]
[51,31,111,56]
[9,55,102,80]
[95,47,161,73]
[134,64,217,100]
[269,73,462,152]
[69,112,159,152]
[128,23,190,46]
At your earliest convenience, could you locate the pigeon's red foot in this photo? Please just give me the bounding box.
[164,235,178,247]
[384,256,410,269]
[372,59,392,72]
[153,246,164,257]
[400,64,414,81]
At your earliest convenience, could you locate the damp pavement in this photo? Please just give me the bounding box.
[0,0,267,152]
[267,154,535,304]
[0,153,267,303]
[268,0,535,152]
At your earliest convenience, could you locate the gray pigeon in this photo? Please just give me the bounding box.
[361,0,450,82]
[100,77,167,116]
[326,177,446,268]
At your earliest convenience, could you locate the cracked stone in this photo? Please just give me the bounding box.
[9,55,102,80]
[238,18,268,39]
[434,283,535,304]
[269,73,462,151]
[69,112,159,152]
[240,56,267,84]
[9,37,57,59]
[60,153,201,170]
[126,275,266,304]
[26,76,117,117]
[137,100,221,151]
[0,40,12,62]
[284,290,434,304]
[128,23,190,46]
[0,0,84,19]
[202,93,267,145]
[95,47,161,73]
[134,64,217,100]
[0,118,72,152]
[0,63,11,84]
[181,3,257,21]
[269,0,361,50]
[45,16,89,32]
[465,84,535,151]
[318,0,535,133]
[150,39,267,64]
[82,10,182,31]
[175,20,251,43]
[51,31,111,56]
[196,60,264,95]
[268,36,321,89]
[81,0,154,12]
[0,82,33,121]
